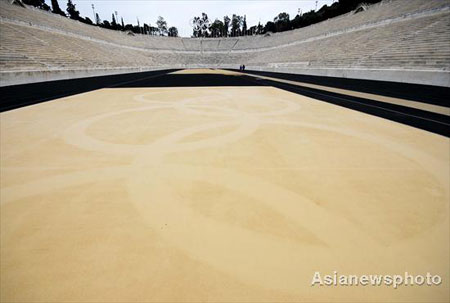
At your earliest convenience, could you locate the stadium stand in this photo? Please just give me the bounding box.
[0,0,449,86]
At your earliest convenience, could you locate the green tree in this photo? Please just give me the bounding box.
[248,25,256,35]
[191,13,210,37]
[191,16,200,37]
[66,0,80,20]
[231,14,242,36]
[168,26,178,37]
[83,17,93,25]
[111,13,117,29]
[223,16,230,37]
[23,0,50,10]
[143,23,150,34]
[200,13,210,37]
[210,19,224,37]
[256,22,263,34]
[242,15,247,35]
[264,21,275,33]
[51,0,65,16]
[150,26,158,36]
[274,12,290,32]
[156,16,168,36]
[102,20,111,29]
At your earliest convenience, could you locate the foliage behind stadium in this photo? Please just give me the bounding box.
[21,0,381,37]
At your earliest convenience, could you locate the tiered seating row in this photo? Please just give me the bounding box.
[0,0,448,73]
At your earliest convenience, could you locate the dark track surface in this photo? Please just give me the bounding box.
[0,70,263,112]
[1,69,448,136]
[117,73,261,87]
[237,72,450,137]
[234,69,450,107]
[0,69,179,112]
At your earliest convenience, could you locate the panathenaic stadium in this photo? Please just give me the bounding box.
[0,0,449,302]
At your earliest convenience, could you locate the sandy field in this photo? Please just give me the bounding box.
[1,69,449,302]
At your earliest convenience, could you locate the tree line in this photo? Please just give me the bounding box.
[22,0,380,38]
[192,0,381,37]
[21,0,179,37]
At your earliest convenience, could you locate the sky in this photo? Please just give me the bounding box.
[54,0,336,37]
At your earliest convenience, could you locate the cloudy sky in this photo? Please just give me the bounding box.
[54,0,336,37]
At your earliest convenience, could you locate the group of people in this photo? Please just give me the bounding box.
[239,64,246,71]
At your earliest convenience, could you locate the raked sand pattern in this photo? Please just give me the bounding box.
[1,70,449,302]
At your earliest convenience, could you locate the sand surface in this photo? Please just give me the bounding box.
[1,69,449,302]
